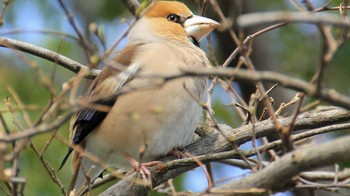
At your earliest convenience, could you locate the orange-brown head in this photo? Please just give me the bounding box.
[128,1,219,45]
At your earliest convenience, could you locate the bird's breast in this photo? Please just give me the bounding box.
[84,42,209,167]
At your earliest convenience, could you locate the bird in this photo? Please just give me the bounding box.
[60,1,219,194]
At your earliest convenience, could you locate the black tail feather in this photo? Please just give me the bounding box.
[58,147,73,171]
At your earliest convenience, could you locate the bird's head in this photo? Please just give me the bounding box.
[128,1,219,46]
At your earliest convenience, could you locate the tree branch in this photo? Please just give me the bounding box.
[99,107,350,195]
[0,36,99,79]
[181,67,350,110]
[238,11,350,28]
[300,169,350,181]
[211,134,350,193]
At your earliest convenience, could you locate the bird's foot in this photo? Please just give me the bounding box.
[124,153,161,185]
[171,147,187,159]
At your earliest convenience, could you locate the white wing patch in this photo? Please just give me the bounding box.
[111,63,141,93]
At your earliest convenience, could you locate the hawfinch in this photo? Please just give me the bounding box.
[60,0,219,193]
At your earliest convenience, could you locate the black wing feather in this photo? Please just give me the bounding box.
[58,98,115,170]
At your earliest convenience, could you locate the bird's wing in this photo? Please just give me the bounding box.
[59,44,141,170]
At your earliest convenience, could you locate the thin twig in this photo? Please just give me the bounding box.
[6,87,67,194]
[0,0,10,26]
[121,0,140,16]
[0,29,80,42]
[57,0,93,60]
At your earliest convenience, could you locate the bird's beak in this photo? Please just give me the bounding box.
[184,15,219,42]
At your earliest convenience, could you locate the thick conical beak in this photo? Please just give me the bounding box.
[184,15,219,42]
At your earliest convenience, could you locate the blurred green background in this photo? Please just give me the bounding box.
[0,0,349,195]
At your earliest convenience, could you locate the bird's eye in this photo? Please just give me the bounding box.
[167,14,180,23]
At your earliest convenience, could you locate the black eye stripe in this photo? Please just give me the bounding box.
[185,15,193,20]
[166,14,192,26]
[167,14,180,23]
[168,13,190,24]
